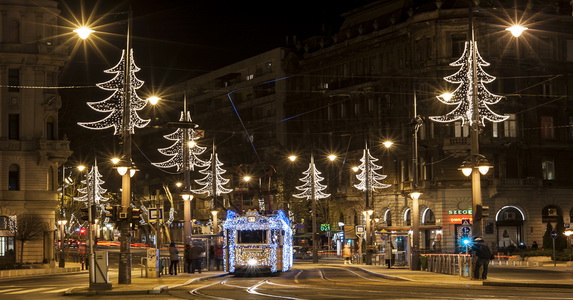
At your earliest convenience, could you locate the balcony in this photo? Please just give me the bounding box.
[442,137,470,152]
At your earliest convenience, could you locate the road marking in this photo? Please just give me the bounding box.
[7,287,51,294]
[45,288,70,293]
[0,288,24,293]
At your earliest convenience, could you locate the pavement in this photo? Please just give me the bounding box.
[4,259,572,296]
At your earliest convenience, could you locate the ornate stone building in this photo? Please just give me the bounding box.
[0,0,71,264]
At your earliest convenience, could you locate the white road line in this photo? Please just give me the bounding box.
[0,288,24,293]
[7,287,51,294]
[44,288,70,293]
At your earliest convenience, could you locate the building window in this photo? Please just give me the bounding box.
[3,20,19,43]
[540,116,554,139]
[8,114,19,140]
[8,69,20,92]
[404,208,411,226]
[451,34,466,58]
[384,209,392,226]
[46,117,55,140]
[542,159,555,180]
[504,114,517,137]
[8,164,20,190]
[0,236,15,257]
[454,122,469,137]
[0,216,9,230]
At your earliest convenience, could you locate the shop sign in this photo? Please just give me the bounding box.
[448,209,472,215]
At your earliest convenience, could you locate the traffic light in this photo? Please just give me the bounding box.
[475,205,490,220]
[105,205,119,221]
[130,208,141,220]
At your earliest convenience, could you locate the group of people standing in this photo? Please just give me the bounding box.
[167,241,224,275]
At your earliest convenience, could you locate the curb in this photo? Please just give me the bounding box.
[64,272,229,296]
[346,266,411,281]
[484,281,573,289]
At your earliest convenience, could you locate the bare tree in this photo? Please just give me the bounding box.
[10,213,49,263]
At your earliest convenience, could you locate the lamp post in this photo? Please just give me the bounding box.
[57,219,67,268]
[77,165,96,288]
[364,209,374,265]
[410,89,423,270]
[211,210,219,235]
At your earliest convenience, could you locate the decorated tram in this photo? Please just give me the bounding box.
[223,210,293,274]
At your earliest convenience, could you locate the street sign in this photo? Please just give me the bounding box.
[356,225,365,235]
[550,230,559,239]
[149,208,163,222]
[461,219,471,226]
[461,227,471,234]
[195,129,205,138]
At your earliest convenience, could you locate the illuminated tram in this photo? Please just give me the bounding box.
[223,210,293,274]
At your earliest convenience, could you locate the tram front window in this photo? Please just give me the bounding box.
[238,230,267,244]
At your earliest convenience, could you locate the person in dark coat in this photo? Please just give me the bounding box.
[190,242,204,273]
[168,242,180,275]
[184,244,192,273]
[472,237,494,280]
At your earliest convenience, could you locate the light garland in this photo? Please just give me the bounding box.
[152,111,209,171]
[354,148,391,191]
[293,161,330,200]
[74,165,109,204]
[430,41,508,127]
[223,210,292,273]
[78,49,150,135]
[192,152,232,196]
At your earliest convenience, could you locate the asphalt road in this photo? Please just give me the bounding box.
[2,262,573,299]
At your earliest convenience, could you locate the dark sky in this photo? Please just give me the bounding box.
[60,0,370,90]
[57,0,369,167]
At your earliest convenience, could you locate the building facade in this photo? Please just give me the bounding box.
[0,0,71,264]
[174,0,573,259]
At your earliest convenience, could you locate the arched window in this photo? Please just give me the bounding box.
[542,205,561,223]
[383,209,392,226]
[8,164,19,190]
[422,208,436,225]
[404,208,411,226]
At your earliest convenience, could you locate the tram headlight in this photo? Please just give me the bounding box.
[247,258,258,266]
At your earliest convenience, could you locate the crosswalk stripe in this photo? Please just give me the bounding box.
[44,288,70,293]
[7,287,51,294]
[0,288,24,293]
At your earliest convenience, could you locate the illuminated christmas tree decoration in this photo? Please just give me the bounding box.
[354,148,391,191]
[192,152,232,196]
[430,41,508,127]
[293,159,330,200]
[152,111,208,171]
[78,49,150,135]
[223,210,292,273]
[74,165,109,204]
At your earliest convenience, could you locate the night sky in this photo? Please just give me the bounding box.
[57,0,369,170]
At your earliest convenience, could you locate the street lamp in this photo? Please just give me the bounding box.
[211,210,219,235]
[57,219,68,268]
[364,209,374,265]
[77,164,98,289]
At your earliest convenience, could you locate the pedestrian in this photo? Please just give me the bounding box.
[531,241,539,249]
[184,244,192,273]
[384,240,393,269]
[190,242,204,273]
[214,243,223,271]
[472,237,494,280]
[342,244,352,265]
[169,242,180,275]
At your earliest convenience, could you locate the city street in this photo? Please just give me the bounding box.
[2,261,573,299]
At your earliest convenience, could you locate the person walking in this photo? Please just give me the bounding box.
[214,243,224,271]
[190,242,204,273]
[169,242,180,275]
[531,241,539,249]
[184,244,192,273]
[342,244,352,264]
[472,237,494,280]
[384,240,393,269]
